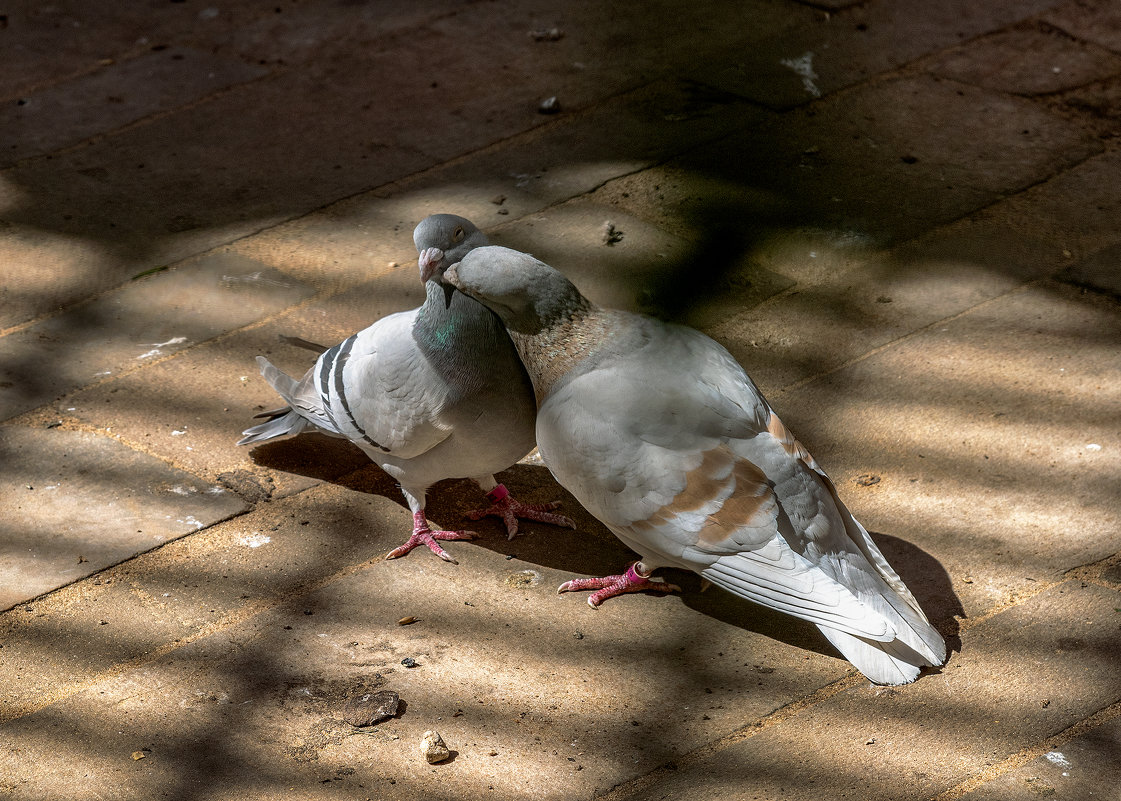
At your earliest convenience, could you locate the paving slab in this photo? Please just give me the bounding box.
[57,254,440,483]
[1043,0,1121,52]
[1051,73,1121,139]
[760,280,1121,619]
[961,148,1121,260]
[0,1,282,100]
[958,715,1121,800]
[694,0,1065,108]
[0,480,853,801]
[664,73,1101,245]
[2,2,1121,801]
[0,0,781,329]
[229,78,772,290]
[1,46,270,168]
[603,581,1121,801]
[1062,242,1121,297]
[596,176,1073,392]
[1,251,314,421]
[0,484,398,722]
[0,424,244,612]
[923,20,1121,95]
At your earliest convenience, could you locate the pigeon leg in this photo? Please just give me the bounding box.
[465,483,576,540]
[557,562,682,608]
[385,511,476,564]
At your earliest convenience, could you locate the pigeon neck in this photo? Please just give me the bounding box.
[508,304,614,405]
[414,281,505,376]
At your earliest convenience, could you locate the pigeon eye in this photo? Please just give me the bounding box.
[452,226,465,242]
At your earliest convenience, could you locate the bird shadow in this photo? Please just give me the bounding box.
[248,435,963,668]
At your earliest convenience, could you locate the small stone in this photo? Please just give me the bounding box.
[529,27,564,41]
[601,221,624,246]
[401,657,418,668]
[537,95,561,114]
[397,616,418,626]
[131,749,150,760]
[854,474,881,487]
[341,690,400,727]
[420,730,451,764]
[490,194,506,205]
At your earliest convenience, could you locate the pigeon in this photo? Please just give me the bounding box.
[239,215,574,563]
[445,245,947,685]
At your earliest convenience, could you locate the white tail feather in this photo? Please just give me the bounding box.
[819,625,931,685]
[238,409,309,445]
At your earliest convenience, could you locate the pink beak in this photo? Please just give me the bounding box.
[419,247,445,283]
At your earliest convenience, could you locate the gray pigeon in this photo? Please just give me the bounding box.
[239,215,574,563]
[445,245,946,685]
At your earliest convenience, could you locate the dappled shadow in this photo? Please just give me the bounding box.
[247,433,963,669]
[3,1,1121,800]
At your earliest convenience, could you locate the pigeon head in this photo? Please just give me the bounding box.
[445,245,588,333]
[413,214,489,284]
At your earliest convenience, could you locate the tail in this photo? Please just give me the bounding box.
[812,472,947,685]
[237,356,314,446]
[817,605,945,685]
[820,515,945,685]
[238,408,310,445]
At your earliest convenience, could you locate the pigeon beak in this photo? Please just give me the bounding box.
[443,262,461,289]
[418,247,445,283]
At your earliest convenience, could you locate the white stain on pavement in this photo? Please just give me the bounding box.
[781,51,821,97]
[1044,751,1072,776]
[137,336,188,360]
[239,532,271,548]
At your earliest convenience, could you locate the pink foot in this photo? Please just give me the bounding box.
[385,511,476,564]
[557,562,682,608]
[465,484,576,540]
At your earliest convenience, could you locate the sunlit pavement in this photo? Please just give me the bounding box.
[2,2,1120,799]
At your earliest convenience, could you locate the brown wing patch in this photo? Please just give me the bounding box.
[767,411,821,471]
[634,445,773,550]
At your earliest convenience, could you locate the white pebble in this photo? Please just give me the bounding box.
[421,730,451,764]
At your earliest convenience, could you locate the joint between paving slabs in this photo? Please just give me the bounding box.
[931,697,1121,801]
[0,510,391,725]
[594,673,866,801]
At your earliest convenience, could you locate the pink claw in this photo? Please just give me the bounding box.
[465,484,576,540]
[385,511,476,564]
[557,562,682,608]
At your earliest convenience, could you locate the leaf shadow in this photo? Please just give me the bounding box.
[246,434,962,672]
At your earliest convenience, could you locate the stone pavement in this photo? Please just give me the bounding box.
[2,0,1120,798]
